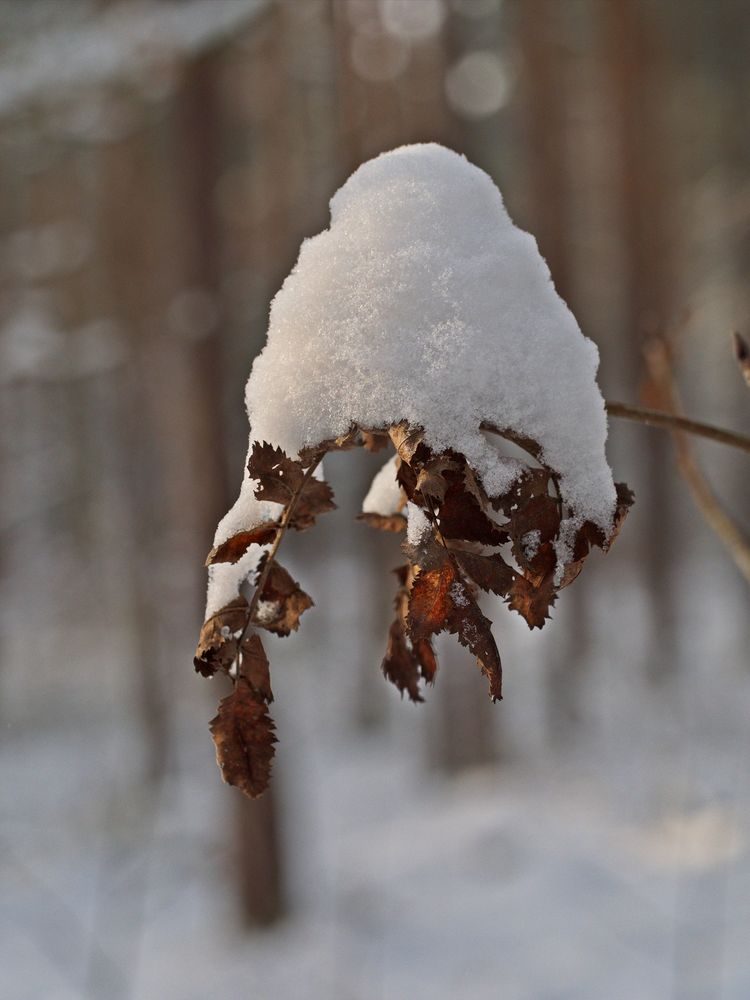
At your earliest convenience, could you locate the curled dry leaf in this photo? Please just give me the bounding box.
[194,595,249,677]
[254,557,314,636]
[205,524,279,566]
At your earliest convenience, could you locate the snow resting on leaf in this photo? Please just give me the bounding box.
[206,142,617,617]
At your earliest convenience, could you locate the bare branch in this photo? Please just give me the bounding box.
[643,339,750,586]
[604,402,750,455]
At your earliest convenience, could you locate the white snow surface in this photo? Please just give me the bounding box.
[361,455,403,516]
[406,502,431,546]
[207,143,617,616]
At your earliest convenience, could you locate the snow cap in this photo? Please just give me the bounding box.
[207,143,617,615]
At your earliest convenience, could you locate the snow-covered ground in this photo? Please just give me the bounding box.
[2,532,749,1000]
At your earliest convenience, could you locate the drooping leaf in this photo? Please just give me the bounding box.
[382,618,425,702]
[506,573,557,629]
[239,632,274,703]
[253,557,314,636]
[408,545,502,700]
[210,675,276,798]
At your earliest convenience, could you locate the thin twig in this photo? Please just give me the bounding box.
[644,339,750,586]
[234,451,327,672]
[604,402,750,455]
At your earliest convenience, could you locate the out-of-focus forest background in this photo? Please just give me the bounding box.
[1,1,749,998]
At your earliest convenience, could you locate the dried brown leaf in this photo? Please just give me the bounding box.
[248,441,335,529]
[389,422,425,464]
[438,469,508,546]
[382,618,424,703]
[253,558,314,636]
[454,549,517,596]
[194,596,249,677]
[210,677,276,798]
[506,573,557,629]
[239,632,273,702]
[205,524,279,566]
[408,550,502,700]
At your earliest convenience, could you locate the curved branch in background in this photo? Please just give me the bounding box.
[605,402,750,455]
[642,339,750,586]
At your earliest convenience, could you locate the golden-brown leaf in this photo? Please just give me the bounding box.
[389,421,425,464]
[506,573,557,629]
[408,551,502,700]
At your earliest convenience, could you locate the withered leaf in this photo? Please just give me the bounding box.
[408,552,502,700]
[415,456,460,502]
[508,492,560,581]
[437,469,508,546]
[356,511,406,532]
[382,618,424,703]
[194,596,249,677]
[506,573,557,629]
[492,468,550,515]
[389,422,426,464]
[413,636,438,684]
[249,441,336,530]
[253,557,314,636]
[289,477,337,530]
[239,632,273,703]
[210,677,276,798]
[454,549,517,596]
[205,524,279,566]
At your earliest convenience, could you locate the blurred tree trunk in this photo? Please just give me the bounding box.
[179,44,287,927]
[602,0,679,684]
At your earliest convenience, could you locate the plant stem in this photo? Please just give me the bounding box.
[234,451,327,674]
[605,402,750,455]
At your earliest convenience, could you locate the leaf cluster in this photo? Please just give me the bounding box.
[195,425,632,797]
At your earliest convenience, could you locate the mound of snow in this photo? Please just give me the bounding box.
[207,143,616,616]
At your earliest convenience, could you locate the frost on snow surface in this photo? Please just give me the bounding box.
[207,143,617,616]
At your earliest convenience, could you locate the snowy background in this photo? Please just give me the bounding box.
[2,2,750,999]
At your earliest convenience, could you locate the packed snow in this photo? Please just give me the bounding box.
[405,502,431,546]
[207,143,617,616]
[361,455,402,516]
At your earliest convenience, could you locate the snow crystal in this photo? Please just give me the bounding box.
[207,143,618,615]
[449,582,470,608]
[521,529,541,562]
[361,455,402,515]
[406,502,431,546]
